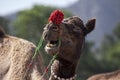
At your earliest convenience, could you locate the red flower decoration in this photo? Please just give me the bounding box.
[48,10,64,25]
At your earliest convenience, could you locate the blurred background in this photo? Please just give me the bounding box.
[0,0,120,80]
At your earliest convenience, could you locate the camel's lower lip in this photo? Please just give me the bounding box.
[45,40,60,54]
[45,45,58,51]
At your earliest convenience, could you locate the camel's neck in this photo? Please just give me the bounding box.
[49,39,84,80]
[50,57,77,80]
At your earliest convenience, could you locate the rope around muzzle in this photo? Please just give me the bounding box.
[24,33,61,80]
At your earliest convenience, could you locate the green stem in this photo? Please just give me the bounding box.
[32,35,44,59]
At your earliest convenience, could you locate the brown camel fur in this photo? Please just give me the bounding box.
[0,27,47,80]
[87,69,120,80]
[43,16,96,80]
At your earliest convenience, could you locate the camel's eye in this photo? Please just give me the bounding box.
[52,26,59,31]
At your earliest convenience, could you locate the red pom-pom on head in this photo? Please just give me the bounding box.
[49,10,64,25]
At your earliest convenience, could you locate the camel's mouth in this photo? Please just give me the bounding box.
[46,40,59,48]
[45,40,60,54]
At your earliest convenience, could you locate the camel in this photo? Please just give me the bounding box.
[0,27,47,80]
[43,16,96,80]
[87,69,120,80]
[0,15,95,80]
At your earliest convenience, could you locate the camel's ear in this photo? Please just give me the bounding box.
[84,19,96,36]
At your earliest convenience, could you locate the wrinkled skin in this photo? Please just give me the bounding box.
[43,16,96,80]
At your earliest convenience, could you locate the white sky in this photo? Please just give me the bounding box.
[0,0,78,16]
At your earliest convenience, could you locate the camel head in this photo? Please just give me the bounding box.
[43,10,95,79]
[43,16,96,63]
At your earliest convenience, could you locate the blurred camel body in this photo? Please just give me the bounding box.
[88,69,120,80]
[0,28,47,80]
